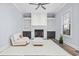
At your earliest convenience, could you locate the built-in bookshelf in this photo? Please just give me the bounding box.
[23,18,31,31]
[23,13,31,31]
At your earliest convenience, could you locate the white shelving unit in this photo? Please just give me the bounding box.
[47,18,56,31]
[23,18,31,31]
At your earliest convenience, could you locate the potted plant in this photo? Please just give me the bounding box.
[59,35,63,44]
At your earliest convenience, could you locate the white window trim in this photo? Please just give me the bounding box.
[62,7,72,38]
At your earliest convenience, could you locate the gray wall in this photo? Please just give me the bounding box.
[0,4,24,48]
[56,3,79,50]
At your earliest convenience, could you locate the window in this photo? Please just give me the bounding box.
[63,11,71,35]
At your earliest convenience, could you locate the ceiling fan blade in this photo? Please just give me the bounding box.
[29,3,38,5]
[41,3,49,5]
[41,5,46,10]
[35,5,40,10]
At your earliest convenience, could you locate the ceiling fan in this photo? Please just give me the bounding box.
[29,3,49,10]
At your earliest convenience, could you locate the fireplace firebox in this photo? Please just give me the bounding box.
[35,30,44,37]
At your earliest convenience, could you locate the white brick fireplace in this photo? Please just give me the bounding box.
[31,25,47,39]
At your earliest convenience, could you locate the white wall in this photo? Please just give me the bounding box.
[0,4,24,48]
[56,3,79,50]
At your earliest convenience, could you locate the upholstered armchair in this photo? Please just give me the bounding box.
[32,37,44,46]
[10,32,30,46]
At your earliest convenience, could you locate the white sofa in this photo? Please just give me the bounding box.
[10,32,30,46]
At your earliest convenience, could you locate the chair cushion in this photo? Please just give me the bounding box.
[15,39,26,43]
[22,37,30,43]
[34,37,43,42]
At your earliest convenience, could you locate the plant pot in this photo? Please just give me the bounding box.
[59,36,63,44]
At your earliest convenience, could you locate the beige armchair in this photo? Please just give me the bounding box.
[32,37,44,46]
[10,33,30,46]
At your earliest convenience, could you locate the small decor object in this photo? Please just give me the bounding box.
[19,35,23,38]
[59,35,63,44]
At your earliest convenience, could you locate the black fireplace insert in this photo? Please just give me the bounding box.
[35,30,44,37]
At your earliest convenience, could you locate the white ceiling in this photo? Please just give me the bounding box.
[13,3,66,14]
